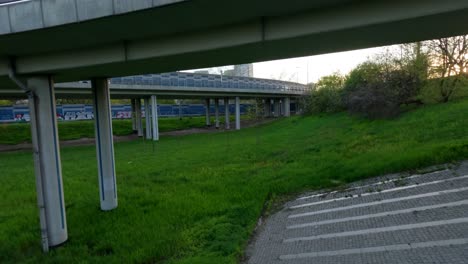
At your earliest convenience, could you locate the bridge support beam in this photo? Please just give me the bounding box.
[224,97,230,129]
[27,76,68,251]
[205,98,211,126]
[283,97,291,117]
[92,78,118,211]
[235,97,241,130]
[214,98,220,129]
[144,98,152,139]
[135,99,143,137]
[151,95,159,141]
[131,99,137,132]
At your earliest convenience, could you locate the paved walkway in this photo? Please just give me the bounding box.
[246,162,468,264]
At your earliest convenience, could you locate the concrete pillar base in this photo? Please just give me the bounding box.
[27,76,68,250]
[205,98,211,126]
[144,98,152,139]
[264,99,270,118]
[214,98,220,129]
[235,97,241,130]
[284,97,291,117]
[224,97,230,129]
[274,99,280,118]
[131,98,137,132]
[92,78,118,211]
[135,99,143,137]
[151,95,159,141]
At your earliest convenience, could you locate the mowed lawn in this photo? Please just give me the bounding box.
[1,99,468,263]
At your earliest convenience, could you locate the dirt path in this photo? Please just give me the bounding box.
[0,134,140,153]
[0,118,277,152]
[160,118,275,136]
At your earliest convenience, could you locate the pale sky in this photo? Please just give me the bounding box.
[253,47,387,84]
[186,46,390,84]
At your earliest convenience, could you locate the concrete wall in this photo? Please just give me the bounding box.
[0,103,255,123]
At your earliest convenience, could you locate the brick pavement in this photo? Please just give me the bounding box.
[246,162,468,264]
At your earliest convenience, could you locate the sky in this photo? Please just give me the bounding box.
[186,46,389,84]
[253,47,387,84]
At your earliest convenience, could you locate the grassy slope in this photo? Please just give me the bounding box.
[0,99,467,263]
[0,117,212,145]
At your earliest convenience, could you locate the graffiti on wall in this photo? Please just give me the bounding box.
[64,112,94,121]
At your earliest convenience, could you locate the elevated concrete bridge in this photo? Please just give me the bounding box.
[1,0,468,252]
[0,72,307,99]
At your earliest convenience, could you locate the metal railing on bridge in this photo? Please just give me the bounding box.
[109,72,309,94]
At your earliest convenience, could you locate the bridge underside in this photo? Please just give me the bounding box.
[1,0,468,88]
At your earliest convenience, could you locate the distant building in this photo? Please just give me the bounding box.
[233,64,253,77]
[194,70,209,74]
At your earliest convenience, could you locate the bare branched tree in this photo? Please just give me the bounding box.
[426,35,468,102]
[270,70,296,82]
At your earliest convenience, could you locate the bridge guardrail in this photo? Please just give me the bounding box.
[110,72,310,94]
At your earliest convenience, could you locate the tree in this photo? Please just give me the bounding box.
[301,73,345,114]
[315,73,345,90]
[343,62,400,118]
[342,44,427,118]
[270,70,297,82]
[426,35,468,102]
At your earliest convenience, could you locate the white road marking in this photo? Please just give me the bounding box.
[290,174,468,209]
[296,170,449,201]
[287,199,468,229]
[279,238,468,260]
[284,217,468,243]
[288,186,468,219]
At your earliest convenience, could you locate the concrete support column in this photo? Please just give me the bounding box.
[135,99,143,137]
[270,99,274,117]
[280,100,283,116]
[144,98,152,139]
[264,99,270,117]
[92,78,118,211]
[255,98,259,118]
[27,76,67,250]
[224,97,230,129]
[235,96,241,130]
[178,100,182,119]
[283,97,291,117]
[274,99,280,117]
[205,98,211,126]
[131,99,136,132]
[151,95,159,141]
[214,98,220,129]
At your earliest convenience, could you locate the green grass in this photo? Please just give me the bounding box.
[1,99,468,263]
[0,116,214,145]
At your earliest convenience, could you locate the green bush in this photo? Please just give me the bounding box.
[342,60,423,119]
[420,76,468,103]
[301,73,345,114]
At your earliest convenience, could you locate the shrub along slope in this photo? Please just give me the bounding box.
[0,99,467,263]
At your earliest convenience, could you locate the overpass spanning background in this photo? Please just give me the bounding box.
[0,72,308,98]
